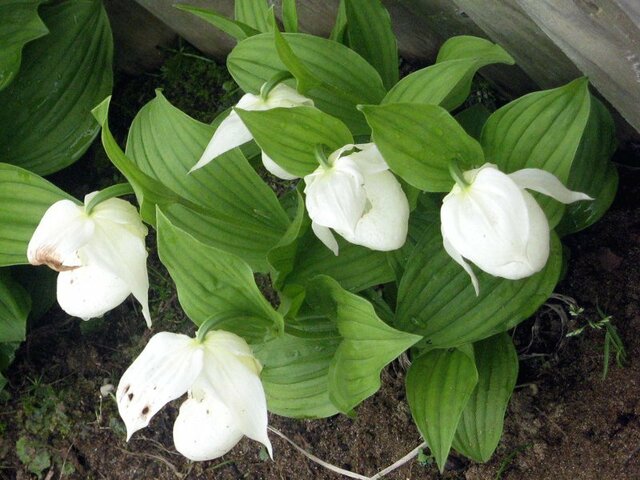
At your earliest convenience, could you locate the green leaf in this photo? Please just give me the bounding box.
[395,223,562,348]
[272,25,320,94]
[0,0,48,91]
[227,32,385,135]
[455,103,492,141]
[235,0,270,33]
[254,289,341,418]
[344,0,398,89]
[271,217,395,293]
[0,269,30,344]
[481,78,591,227]
[407,346,478,472]
[0,0,113,175]
[174,4,259,41]
[125,91,290,271]
[0,163,75,266]
[361,103,484,192]
[453,332,518,462]
[236,106,353,177]
[295,276,419,413]
[156,208,283,343]
[330,0,347,43]
[92,97,185,226]
[281,0,298,33]
[557,96,618,235]
[383,36,513,110]
[12,265,57,321]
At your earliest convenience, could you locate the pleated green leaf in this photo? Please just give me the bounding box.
[156,208,283,343]
[0,270,30,344]
[303,276,422,413]
[455,103,492,141]
[269,212,395,293]
[0,0,113,174]
[344,0,398,89]
[384,36,513,110]
[557,96,618,235]
[125,91,290,271]
[235,0,271,33]
[453,332,518,462]
[92,97,186,226]
[481,78,591,227]
[0,0,48,91]
[236,106,353,177]
[361,103,484,192]
[407,346,478,472]
[174,4,259,41]
[0,269,30,391]
[281,0,298,33]
[227,32,386,135]
[0,163,75,266]
[395,223,562,348]
[254,290,341,418]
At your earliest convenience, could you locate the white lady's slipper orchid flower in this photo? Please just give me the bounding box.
[116,330,272,461]
[441,163,592,294]
[304,143,409,254]
[27,193,150,326]
[191,83,313,173]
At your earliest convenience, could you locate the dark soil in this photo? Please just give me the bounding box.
[1,47,639,480]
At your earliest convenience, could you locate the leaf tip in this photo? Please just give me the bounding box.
[91,96,112,125]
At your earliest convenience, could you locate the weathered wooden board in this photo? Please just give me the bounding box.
[515,0,640,135]
[127,0,640,135]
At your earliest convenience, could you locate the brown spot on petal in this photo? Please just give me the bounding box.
[31,247,79,272]
[128,393,134,401]
[142,406,149,415]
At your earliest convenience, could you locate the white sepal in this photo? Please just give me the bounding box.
[201,331,273,458]
[116,332,203,440]
[311,222,339,256]
[27,200,93,270]
[261,152,298,180]
[191,83,313,172]
[508,168,594,203]
[304,155,366,235]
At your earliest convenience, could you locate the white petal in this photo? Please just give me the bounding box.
[348,143,389,176]
[173,384,244,461]
[263,83,314,108]
[190,110,254,172]
[116,332,203,440]
[88,195,149,238]
[304,157,366,234]
[261,152,298,180]
[441,167,532,271]
[81,217,150,326]
[27,200,93,270]
[311,222,339,256]
[201,333,272,457]
[508,168,593,204]
[57,264,130,319]
[336,170,409,251]
[442,234,479,295]
[486,190,550,279]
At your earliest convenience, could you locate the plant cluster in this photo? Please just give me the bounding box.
[0,0,618,473]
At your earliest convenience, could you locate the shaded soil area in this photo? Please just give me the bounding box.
[1,49,640,480]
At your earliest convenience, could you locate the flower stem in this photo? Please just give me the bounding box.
[85,183,135,214]
[196,312,239,343]
[260,70,294,100]
[448,160,470,189]
[314,144,332,169]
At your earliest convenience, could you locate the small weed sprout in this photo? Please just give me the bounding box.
[566,303,628,379]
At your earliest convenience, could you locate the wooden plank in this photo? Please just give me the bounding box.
[516,0,640,133]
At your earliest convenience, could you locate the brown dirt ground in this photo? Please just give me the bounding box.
[1,53,639,480]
